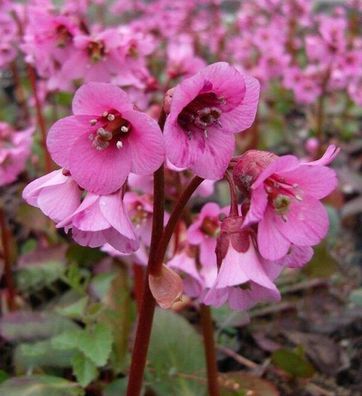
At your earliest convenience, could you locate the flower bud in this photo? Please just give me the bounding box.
[232,150,277,194]
[149,265,183,309]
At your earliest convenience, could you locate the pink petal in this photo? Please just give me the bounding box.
[276,196,329,246]
[47,115,92,169]
[220,74,260,133]
[280,165,337,199]
[103,228,139,253]
[306,145,340,166]
[72,228,107,248]
[123,110,165,175]
[203,287,229,308]
[22,170,61,206]
[243,185,268,227]
[257,207,291,260]
[275,245,314,268]
[69,134,131,194]
[200,238,217,267]
[72,82,132,115]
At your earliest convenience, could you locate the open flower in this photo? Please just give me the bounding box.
[22,169,81,223]
[164,62,260,179]
[47,82,165,194]
[57,191,139,254]
[234,145,339,260]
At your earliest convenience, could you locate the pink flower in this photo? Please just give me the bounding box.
[203,216,281,311]
[22,169,81,223]
[186,202,223,268]
[164,62,260,179]
[47,82,165,194]
[234,146,339,260]
[57,191,139,254]
[0,123,34,187]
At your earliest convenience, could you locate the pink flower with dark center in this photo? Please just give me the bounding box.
[203,216,281,311]
[234,145,339,260]
[164,62,260,179]
[47,82,165,194]
[57,191,139,254]
[187,202,223,268]
[22,169,81,223]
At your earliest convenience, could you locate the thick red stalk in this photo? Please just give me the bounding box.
[200,304,221,396]
[0,208,16,311]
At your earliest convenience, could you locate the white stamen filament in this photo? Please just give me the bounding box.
[107,114,115,121]
[116,141,123,149]
[121,126,129,133]
[102,111,108,117]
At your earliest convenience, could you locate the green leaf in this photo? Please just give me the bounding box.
[271,348,315,378]
[56,297,89,320]
[146,309,205,395]
[0,375,84,396]
[101,267,134,371]
[0,370,9,384]
[72,352,98,388]
[78,323,113,367]
[103,378,128,396]
[14,339,76,371]
[350,288,362,306]
[0,312,79,342]
[220,372,279,396]
[89,273,117,300]
[302,242,338,278]
[51,329,81,350]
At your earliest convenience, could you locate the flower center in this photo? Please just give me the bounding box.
[177,92,224,138]
[201,216,220,237]
[265,176,303,219]
[87,40,106,62]
[55,25,73,48]
[88,110,132,151]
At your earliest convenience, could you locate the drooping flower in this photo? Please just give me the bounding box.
[57,191,139,254]
[164,62,260,179]
[233,145,339,260]
[22,169,81,223]
[203,216,281,311]
[47,82,165,194]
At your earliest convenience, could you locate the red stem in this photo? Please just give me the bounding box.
[151,175,203,276]
[132,264,145,313]
[27,65,52,173]
[200,304,220,396]
[126,111,166,396]
[0,208,16,311]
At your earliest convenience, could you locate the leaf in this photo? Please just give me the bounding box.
[78,323,113,367]
[72,352,98,388]
[350,288,362,306]
[146,309,205,395]
[0,375,84,396]
[101,267,134,371]
[103,378,128,396]
[0,312,79,342]
[302,242,338,278]
[220,372,279,396]
[56,297,89,320]
[66,245,105,267]
[14,339,76,371]
[89,273,117,300]
[271,348,315,378]
[0,370,9,384]
[52,324,113,367]
[15,246,66,292]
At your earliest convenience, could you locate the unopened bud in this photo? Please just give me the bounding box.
[232,150,277,194]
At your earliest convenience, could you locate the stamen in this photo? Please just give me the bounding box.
[116,141,123,149]
[97,128,112,140]
[89,119,97,125]
[102,111,109,117]
[120,126,129,133]
[107,113,115,121]
[204,129,208,138]
[88,133,94,141]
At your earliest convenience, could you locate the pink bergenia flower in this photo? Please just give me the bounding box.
[0,123,34,186]
[22,169,81,223]
[164,62,260,179]
[203,216,281,311]
[47,82,165,194]
[234,146,339,260]
[57,192,139,254]
[186,202,222,268]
